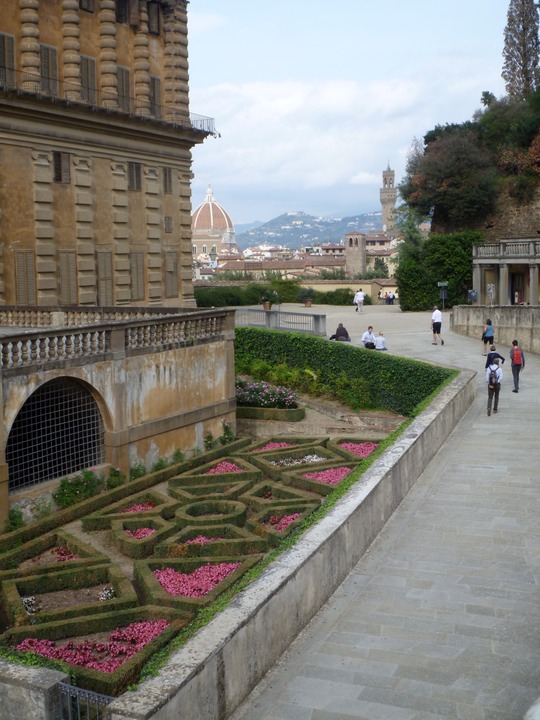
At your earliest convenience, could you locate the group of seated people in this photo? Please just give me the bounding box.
[329,324,387,350]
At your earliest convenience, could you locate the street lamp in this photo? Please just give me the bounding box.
[209,248,217,269]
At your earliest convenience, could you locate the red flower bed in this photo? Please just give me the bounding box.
[125,528,156,540]
[121,500,156,514]
[14,620,169,673]
[204,461,243,475]
[303,466,352,485]
[265,513,301,533]
[255,442,295,453]
[154,563,240,597]
[338,442,378,458]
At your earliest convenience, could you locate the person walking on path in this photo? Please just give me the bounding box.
[484,344,505,369]
[486,357,503,416]
[353,288,365,313]
[510,339,525,393]
[431,306,444,345]
[482,318,495,355]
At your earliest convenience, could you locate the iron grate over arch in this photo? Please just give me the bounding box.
[6,378,105,492]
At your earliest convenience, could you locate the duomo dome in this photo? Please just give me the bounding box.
[191,186,237,260]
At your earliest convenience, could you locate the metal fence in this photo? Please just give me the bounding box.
[234,308,327,336]
[58,682,114,720]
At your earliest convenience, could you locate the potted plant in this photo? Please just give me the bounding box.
[259,289,280,310]
[296,287,316,307]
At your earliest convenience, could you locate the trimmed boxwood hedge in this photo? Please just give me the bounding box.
[235,327,455,416]
[236,406,306,421]
[0,605,190,696]
[154,524,268,559]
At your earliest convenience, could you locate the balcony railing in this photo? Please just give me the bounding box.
[0,67,216,136]
[474,239,540,260]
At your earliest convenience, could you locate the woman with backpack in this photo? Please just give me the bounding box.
[510,340,525,393]
[482,319,495,356]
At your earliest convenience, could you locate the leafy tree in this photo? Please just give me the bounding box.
[399,129,498,230]
[373,257,389,278]
[502,0,540,98]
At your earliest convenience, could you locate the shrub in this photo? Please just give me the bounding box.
[53,469,103,509]
[4,507,25,533]
[219,422,236,445]
[151,458,169,473]
[203,434,216,451]
[235,379,298,409]
[130,463,147,481]
[107,467,127,490]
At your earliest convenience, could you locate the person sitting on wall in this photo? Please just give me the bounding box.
[329,323,351,341]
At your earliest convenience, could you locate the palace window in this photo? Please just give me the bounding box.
[80,0,95,11]
[149,75,162,118]
[164,216,173,233]
[40,44,58,97]
[15,250,36,305]
[81,56,97,105]
[53,151,71,183]
[128,161,142,191]
[0,33,16,88]
[117,66,131,112]
[163,167,173,194]
[96,250,113,305]
[130,251,145,301]
[164,251,179,298]
[148,2,161,34]
[59,250,78,304]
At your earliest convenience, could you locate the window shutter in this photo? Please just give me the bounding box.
[129,251,145,301]
[148,3,161,34]
[59,251,78,304]
[128,161,142,191]
[0,33,16,88]
[53,151,70,183]
[16,251,36,306]
[81,56,97,105]
[117,66,131,112]
[97,251,113,306]
[149,76,162,118]
[128,0,140,26]
[163,167,172,194]
[40,45,58,97]
[164,252,178,298]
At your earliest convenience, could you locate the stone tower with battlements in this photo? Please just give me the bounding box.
[380,165,397,231]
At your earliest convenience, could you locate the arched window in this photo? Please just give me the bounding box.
[6,378,105,492]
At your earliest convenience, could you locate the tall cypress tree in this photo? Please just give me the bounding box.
[502,0,540,97]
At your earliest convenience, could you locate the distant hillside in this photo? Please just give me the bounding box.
[235,211,382,249]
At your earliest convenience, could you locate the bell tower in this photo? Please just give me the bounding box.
[380,164,397,231]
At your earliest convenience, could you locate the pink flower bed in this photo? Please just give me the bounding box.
[121,500,156,514]
[186,535,223,544]
[125,528,156,540]
[14,619,169,673]
[265,513,301,533]
[338,441,378,458]
[303,466,352,485]
[154,562,240,597]
[255,441,295,453]
[205,461,243,475]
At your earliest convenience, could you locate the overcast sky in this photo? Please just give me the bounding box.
[187,1,509,225]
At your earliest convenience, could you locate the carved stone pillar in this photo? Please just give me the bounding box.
[499,263,509,306]
[163,0,189,123]
[99,0,118,108]
[62,0,81,101]
[529,263,539,305]
[134,1,151,116]
[19,0,41,92]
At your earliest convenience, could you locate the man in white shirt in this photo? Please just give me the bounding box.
[353,289,365,313]
[431,306,444,346]
[361,326,376,349]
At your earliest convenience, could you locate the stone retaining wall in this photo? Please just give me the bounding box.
[451,305,540,354]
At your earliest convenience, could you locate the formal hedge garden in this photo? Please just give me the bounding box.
[0,334,456,697]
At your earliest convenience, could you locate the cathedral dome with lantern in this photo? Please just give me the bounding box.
[191,185,238,262]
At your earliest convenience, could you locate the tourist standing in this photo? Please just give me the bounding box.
[485,345,505,369]
[482,319,495,355]
[431,306,444,346]
[510,339,525,393]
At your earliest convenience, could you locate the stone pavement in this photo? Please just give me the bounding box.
[231,304,540,720]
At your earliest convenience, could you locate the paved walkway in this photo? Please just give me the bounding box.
[231,304,540,720]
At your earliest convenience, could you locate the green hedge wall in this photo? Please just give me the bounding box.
[234,328,454,416]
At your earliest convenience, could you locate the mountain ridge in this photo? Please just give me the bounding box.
[235,210,383,249]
